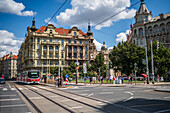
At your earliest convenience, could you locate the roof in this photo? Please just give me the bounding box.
[35,24,87,36]
[0,54,18,61]
[150,13,170,22]
[138,2,149,14]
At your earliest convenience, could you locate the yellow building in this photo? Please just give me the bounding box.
[18,18,97,77]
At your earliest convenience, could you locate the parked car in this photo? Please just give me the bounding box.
[0,78,5,84]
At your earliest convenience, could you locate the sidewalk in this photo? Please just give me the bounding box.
[39,82,170,92]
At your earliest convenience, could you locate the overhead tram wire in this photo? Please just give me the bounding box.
[45,0,68,26]
[84,0,140,32]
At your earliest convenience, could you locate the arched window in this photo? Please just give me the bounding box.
[44,45,47,50]
[74,32,76,36]
[162,36,166,43]
[68,40,71,43]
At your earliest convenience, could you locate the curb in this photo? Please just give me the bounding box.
[155,89,170,92]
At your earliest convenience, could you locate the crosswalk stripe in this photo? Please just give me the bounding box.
[11,88,16,90]
[18,88,23,90]
[3,88,7,91]
[0,98,20,101]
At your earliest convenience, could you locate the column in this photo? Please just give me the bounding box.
[47,45,49,59]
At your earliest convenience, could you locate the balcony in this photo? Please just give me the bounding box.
[41,41,59,45]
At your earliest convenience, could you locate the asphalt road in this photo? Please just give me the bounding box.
[61,85,170,113]
[0,82,31,113]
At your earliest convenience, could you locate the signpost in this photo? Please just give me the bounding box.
[65,74,69,85]
[134,63,137,85]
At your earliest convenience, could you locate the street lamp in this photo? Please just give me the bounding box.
[98,68,101,85]
[134,62,137,85]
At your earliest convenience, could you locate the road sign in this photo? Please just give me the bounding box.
[65,74,69,78]
[83,63,87,73]
[75,62,79,66]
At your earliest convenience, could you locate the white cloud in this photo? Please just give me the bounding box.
[0,30,23,57]
[56,0,136,29]
[45,18,58,26]
[93,39,103,51]
[116,30,129,43]
[0,0,36,16]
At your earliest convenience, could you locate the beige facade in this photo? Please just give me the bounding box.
[128,0,170,49]
[18,19,97,77]
[0,53,17,79]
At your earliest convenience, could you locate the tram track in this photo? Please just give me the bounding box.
[10,82,75,113]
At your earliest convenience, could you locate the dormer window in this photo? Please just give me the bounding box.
[74,32,76,36]
[145,16,148,22]
[50,30,52,34]
[50,39,52,42]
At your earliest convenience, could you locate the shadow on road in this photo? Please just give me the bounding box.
[101,98,170,113]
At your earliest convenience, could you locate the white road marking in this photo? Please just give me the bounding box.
[0,98,20,101]
[71,106,83,109]
[88,93,94,97]
[100,92,114,95]
[144,90,153,92]
[123,96,133,102]
[49,96,60,98]
[80,93,88,96]
[164,97,170,99]
[18,88,23,90]
[61,99,71,102]
[37,86,45,89]
[0,95,16,97]
[154,109,170,113]
[11,88,16,90]
[3,88,7,91]
[0,104,26,108]
[31,87,38,90]
[99,103,107,106]
[124,91,133,96]
[29,97,43,100]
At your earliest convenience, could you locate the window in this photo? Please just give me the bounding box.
[44,39,46,42]
[86,47,88,51]
[74,53,77,58]
[30,53,32,57]
[50,39,52,42]
[68,46,71,51]
[74,47,77,51]
[61,46,64,51]
[50,30,52,33]
[43,62,46,65]
[162,27,165,31]
[55,46,58,51]
[55,61,58,65]
[80,47,83,52]
[49,46,53,51]
[62,54,64,58]
[62,61,64,65]
[150,29,152,34]
[37,38,40,42]
[43,54,47,57]
[80,54,83,58]
[50,62,52,65]
[74,32,76,36]
[74,40,77,44]
[86,41,88,44]
[156,37,159,41]
[156,27,159,32]
[68,53,71,58]
[55,39,58,42]
[162,36,166,42]
[68,40,71,43]
[79,40,82,44]
[37,61,39,65]
[49,54,52,58]
[37,45,40,49]
[140,39,143,45]
[137,39,139,45]
[140,31,143,36]
[86,54,88,59]
[37,53,39,57]
[55,54,58,58]
[62,40,64,44]
[145,16,148,22]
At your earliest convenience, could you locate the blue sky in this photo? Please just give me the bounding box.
[0,0,170,57]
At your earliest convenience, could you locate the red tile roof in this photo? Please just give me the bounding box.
[35,24,87,36]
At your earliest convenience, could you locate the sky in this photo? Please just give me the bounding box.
[0,0,170,57]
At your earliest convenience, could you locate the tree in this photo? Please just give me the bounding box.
[68,61,76,74]
[63,69,74,80]
[148,41,170,78]
[50,67,58,75]
[109,42,145,76]
[91,52,107,77]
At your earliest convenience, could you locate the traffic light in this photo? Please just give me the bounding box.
[157,41,160,49]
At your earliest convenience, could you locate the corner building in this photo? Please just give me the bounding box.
[127,0,170,49]
[18,19,97,77]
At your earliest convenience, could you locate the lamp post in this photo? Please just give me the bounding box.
[134,62,137,85]
[150,38,154,84]
[98,68,101,85]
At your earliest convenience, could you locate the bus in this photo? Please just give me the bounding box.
[17,70,40,84]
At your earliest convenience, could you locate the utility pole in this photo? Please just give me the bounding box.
[42,64,43,78]
[144,24,149,84]
[151,38,154,84]
[58,54,60,77]
[134,62,137,85]
[99,68,101,85]
[76,43,79,84]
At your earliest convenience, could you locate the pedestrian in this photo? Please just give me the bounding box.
[57,76,60,87]
[110,76,113,84]
[143,76,146,84]
[84,76,87,85]
[157,74,159,82]
[89,76,92,85]
[100,76,103,84]
[116,75,119,84]
[106,76,109,84]
[98,76,100,84]
[60,76,63,87]
[113,76,115,84]
[128,75,131,84]
[44,75,47,83]
[130,75,133,84]
[55,76,58,87]
[121,77,124,84]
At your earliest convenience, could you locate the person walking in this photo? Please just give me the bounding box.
[84,76,87,85]
[116,75,119,84]
[157,74,159,82]
[110,76,113,84]
[89,76,92,85]
[113,76,115,84]
[55,76,58,87]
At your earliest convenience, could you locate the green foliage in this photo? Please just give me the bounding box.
[50,67,58,75]
[109,42,145,76]
[68,61,76,74]
[91,52,107,76]
[148,41,170,77]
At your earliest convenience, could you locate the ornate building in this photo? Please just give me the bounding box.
[0,53,18,79]
[100,41,109,68]
[18,19,97,77]
[127,0,170,49]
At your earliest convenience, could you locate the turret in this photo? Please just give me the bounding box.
[30,17,37,32]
